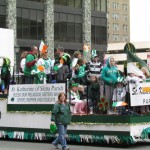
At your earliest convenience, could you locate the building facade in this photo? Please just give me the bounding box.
[0,0,107,67]
[107,0,130,43]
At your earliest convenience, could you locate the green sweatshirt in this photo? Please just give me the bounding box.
[24,53,37,76]
[51,103,71,125]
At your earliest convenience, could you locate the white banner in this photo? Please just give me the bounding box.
[8,84,65,104]
[130,82,150,106]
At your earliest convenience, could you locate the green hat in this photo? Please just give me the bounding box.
[91,49,98,58]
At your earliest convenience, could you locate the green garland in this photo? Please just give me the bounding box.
[71,122,150,126]
[0,130,136,145]
[7,111,51,114]
[141,127,150,139]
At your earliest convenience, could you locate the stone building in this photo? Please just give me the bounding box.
[107,0,130,43]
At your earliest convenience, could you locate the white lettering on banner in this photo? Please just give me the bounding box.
[8,84,65,104]
[130,82,150,106]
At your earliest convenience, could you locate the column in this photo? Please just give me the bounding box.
[6,0,19,72]
[44,0,54,59]
[82,0,91,61]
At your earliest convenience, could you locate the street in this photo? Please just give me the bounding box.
[0,141,150,150]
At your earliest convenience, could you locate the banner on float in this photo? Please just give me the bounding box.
[130,82,150,106]
[8,84,65,104]
[147,52,150,69]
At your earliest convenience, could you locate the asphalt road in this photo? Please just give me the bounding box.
[0,141,150,150]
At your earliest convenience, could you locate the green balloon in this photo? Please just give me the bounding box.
[50,124,57,133]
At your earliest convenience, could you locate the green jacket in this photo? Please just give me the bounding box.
[101,57,120,85]
[24,52,37,76]
[76,64,86,78]
[51,103,71,125]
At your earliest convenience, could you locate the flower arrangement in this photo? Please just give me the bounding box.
[98,97,109,111]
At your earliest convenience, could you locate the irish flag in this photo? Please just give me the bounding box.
[39,40,48,53]
[112,102,127,107]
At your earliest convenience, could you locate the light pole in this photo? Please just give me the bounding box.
[14,45,20,73]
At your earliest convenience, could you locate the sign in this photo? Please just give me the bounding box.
[130,82,150,106]
[8,84,65,104]
[0,28,14,66]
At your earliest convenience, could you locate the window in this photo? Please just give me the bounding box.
[54,0,82,8]
[91,0,106,12]
[123,14,128,21]
[113,34,120,42]
[112,13,119,20]
[107,1,110,9]
[25,0,45,2]
[107,12,110,19]
[75,23,82,42]
[123,24,128,31]
[112,2,119,9]
[0,15,6,28]
[113,23,119,31]
[101,0,106,12]
[107,23,110,30]
[107,33,110,41]
[60,22,67,41]
[17,8,44,40]
[123,4,128,11]
[67,22,75,42]
[123,35,128,42]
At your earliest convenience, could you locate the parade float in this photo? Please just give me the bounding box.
[0,42,150,145]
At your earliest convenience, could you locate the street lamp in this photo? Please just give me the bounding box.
[14,45,20,73]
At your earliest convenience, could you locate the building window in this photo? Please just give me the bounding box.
[113,34,120,41]
[123,14,128,21]
[113,23,119,31]
[54,13,82,43]
[91,17,107,45]
[123,35,128,42]
[107,33,110,41]
[107,1,110,9]
[112,13,119,20]
[107,23,110,30]
[112,2,119,9]
[91,0,106,12]
[54,0,82,8]
[17,8,44,40]
[123,4,128,11]
[25,0,45,2]
[0,15,6,28]
[123,24,128,31]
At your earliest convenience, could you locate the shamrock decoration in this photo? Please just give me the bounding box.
[11,97,14,102]
[98,97,109,111]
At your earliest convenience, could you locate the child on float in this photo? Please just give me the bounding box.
[74,58,87,85]
[112,79,126,114]
[125,63,143,113]
[87,74,100,114]
[140,67,150,113]
[69,83,86,114]
[71,51,82,79]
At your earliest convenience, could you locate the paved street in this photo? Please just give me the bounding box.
[0,141,150,150]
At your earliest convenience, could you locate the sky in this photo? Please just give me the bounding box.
[130,0,150,42]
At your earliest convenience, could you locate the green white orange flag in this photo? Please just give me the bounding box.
[112,101,127,107]
[39,40,48,53]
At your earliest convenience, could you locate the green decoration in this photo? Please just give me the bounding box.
[141,127,150,139]
[50,124,57,134]
[98,97,109,111]
[53,66,59,71]
[124,43,148,69]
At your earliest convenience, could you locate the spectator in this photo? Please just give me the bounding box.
[24,46,39,84]
[71,50,82,78]
[74,58,87,85]
[101,56,121,108]
[88,74,100,114]
[51,92,71,150]
[1,58,11,94]
[69,83,86,114]
[87,49,103,78]
[19,51,28,84]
